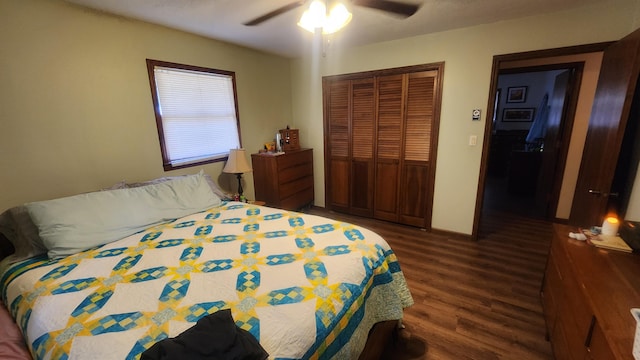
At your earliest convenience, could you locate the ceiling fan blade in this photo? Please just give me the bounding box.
[352,0,420,17]
[244,1,306,26]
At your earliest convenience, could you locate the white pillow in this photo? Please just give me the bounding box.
[26,172,221,259]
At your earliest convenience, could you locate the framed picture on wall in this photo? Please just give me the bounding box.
[503,108,535,122]
[506,86,527,103]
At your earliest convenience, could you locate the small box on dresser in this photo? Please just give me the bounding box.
[251,149,314,210]
[278,128,300,152]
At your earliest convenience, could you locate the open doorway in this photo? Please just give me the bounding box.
[483,68,576,219]
[472,43,612,241]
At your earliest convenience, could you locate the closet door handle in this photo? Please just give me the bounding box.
[584,316,596,347]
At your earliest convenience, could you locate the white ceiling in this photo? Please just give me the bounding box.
[64,0,598,58]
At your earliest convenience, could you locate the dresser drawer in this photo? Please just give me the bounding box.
[280,174,314,200]
[276,149,313,169]
[586,320,615,359]
[554,243,592,341]
[542,250,561,336]
[280,186,314,211]
[278,162,313,184]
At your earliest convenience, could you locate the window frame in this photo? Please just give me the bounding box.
[146,59,243,171]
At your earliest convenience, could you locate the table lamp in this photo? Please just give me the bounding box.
[222,148,253,199]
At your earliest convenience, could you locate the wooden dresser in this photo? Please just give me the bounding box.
[542,224,640,359]
[251,149,314,210]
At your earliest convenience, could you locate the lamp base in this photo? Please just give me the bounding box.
[236,173,244,197]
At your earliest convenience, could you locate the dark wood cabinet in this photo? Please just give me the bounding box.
[251,149,314,210]
[541,224,640,359]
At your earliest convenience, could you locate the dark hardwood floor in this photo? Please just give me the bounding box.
[307,207,554,360]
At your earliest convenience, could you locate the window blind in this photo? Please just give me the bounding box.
[153,66,240,166]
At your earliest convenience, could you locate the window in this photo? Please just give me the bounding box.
[146,59,242,170]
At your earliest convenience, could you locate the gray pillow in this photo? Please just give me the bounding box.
[127,171,229,200]
[26,172,221,259]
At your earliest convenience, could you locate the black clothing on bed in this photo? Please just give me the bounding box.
[141,309,268,360]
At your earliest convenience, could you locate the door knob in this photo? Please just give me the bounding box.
[588,189,619,197]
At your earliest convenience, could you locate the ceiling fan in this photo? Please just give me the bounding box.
[244,0,421,27]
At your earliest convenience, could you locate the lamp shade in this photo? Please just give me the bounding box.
[222,148,252,174]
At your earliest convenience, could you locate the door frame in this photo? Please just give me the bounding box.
[472,42,613,241]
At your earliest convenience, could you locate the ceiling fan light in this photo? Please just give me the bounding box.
[297,0,351,34]
[298,0,326,32]
[324,2,352,34]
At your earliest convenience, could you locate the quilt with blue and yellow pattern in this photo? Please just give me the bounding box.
[1,202,413,360]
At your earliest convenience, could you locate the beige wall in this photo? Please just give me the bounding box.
[627,168,640,222]
[291,0,640,234]
[3,0,640,234]
[0,0,293,211]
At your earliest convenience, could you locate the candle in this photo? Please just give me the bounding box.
[602,217,620,236]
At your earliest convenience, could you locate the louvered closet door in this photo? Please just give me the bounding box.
[325,78,375,215]
[400,71,437,227]
[323,63,442,229]
[350,78,375,217]
[374,74,404,222]
[325,79,350,212]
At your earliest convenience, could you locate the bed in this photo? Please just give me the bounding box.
[0,172,413,359]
